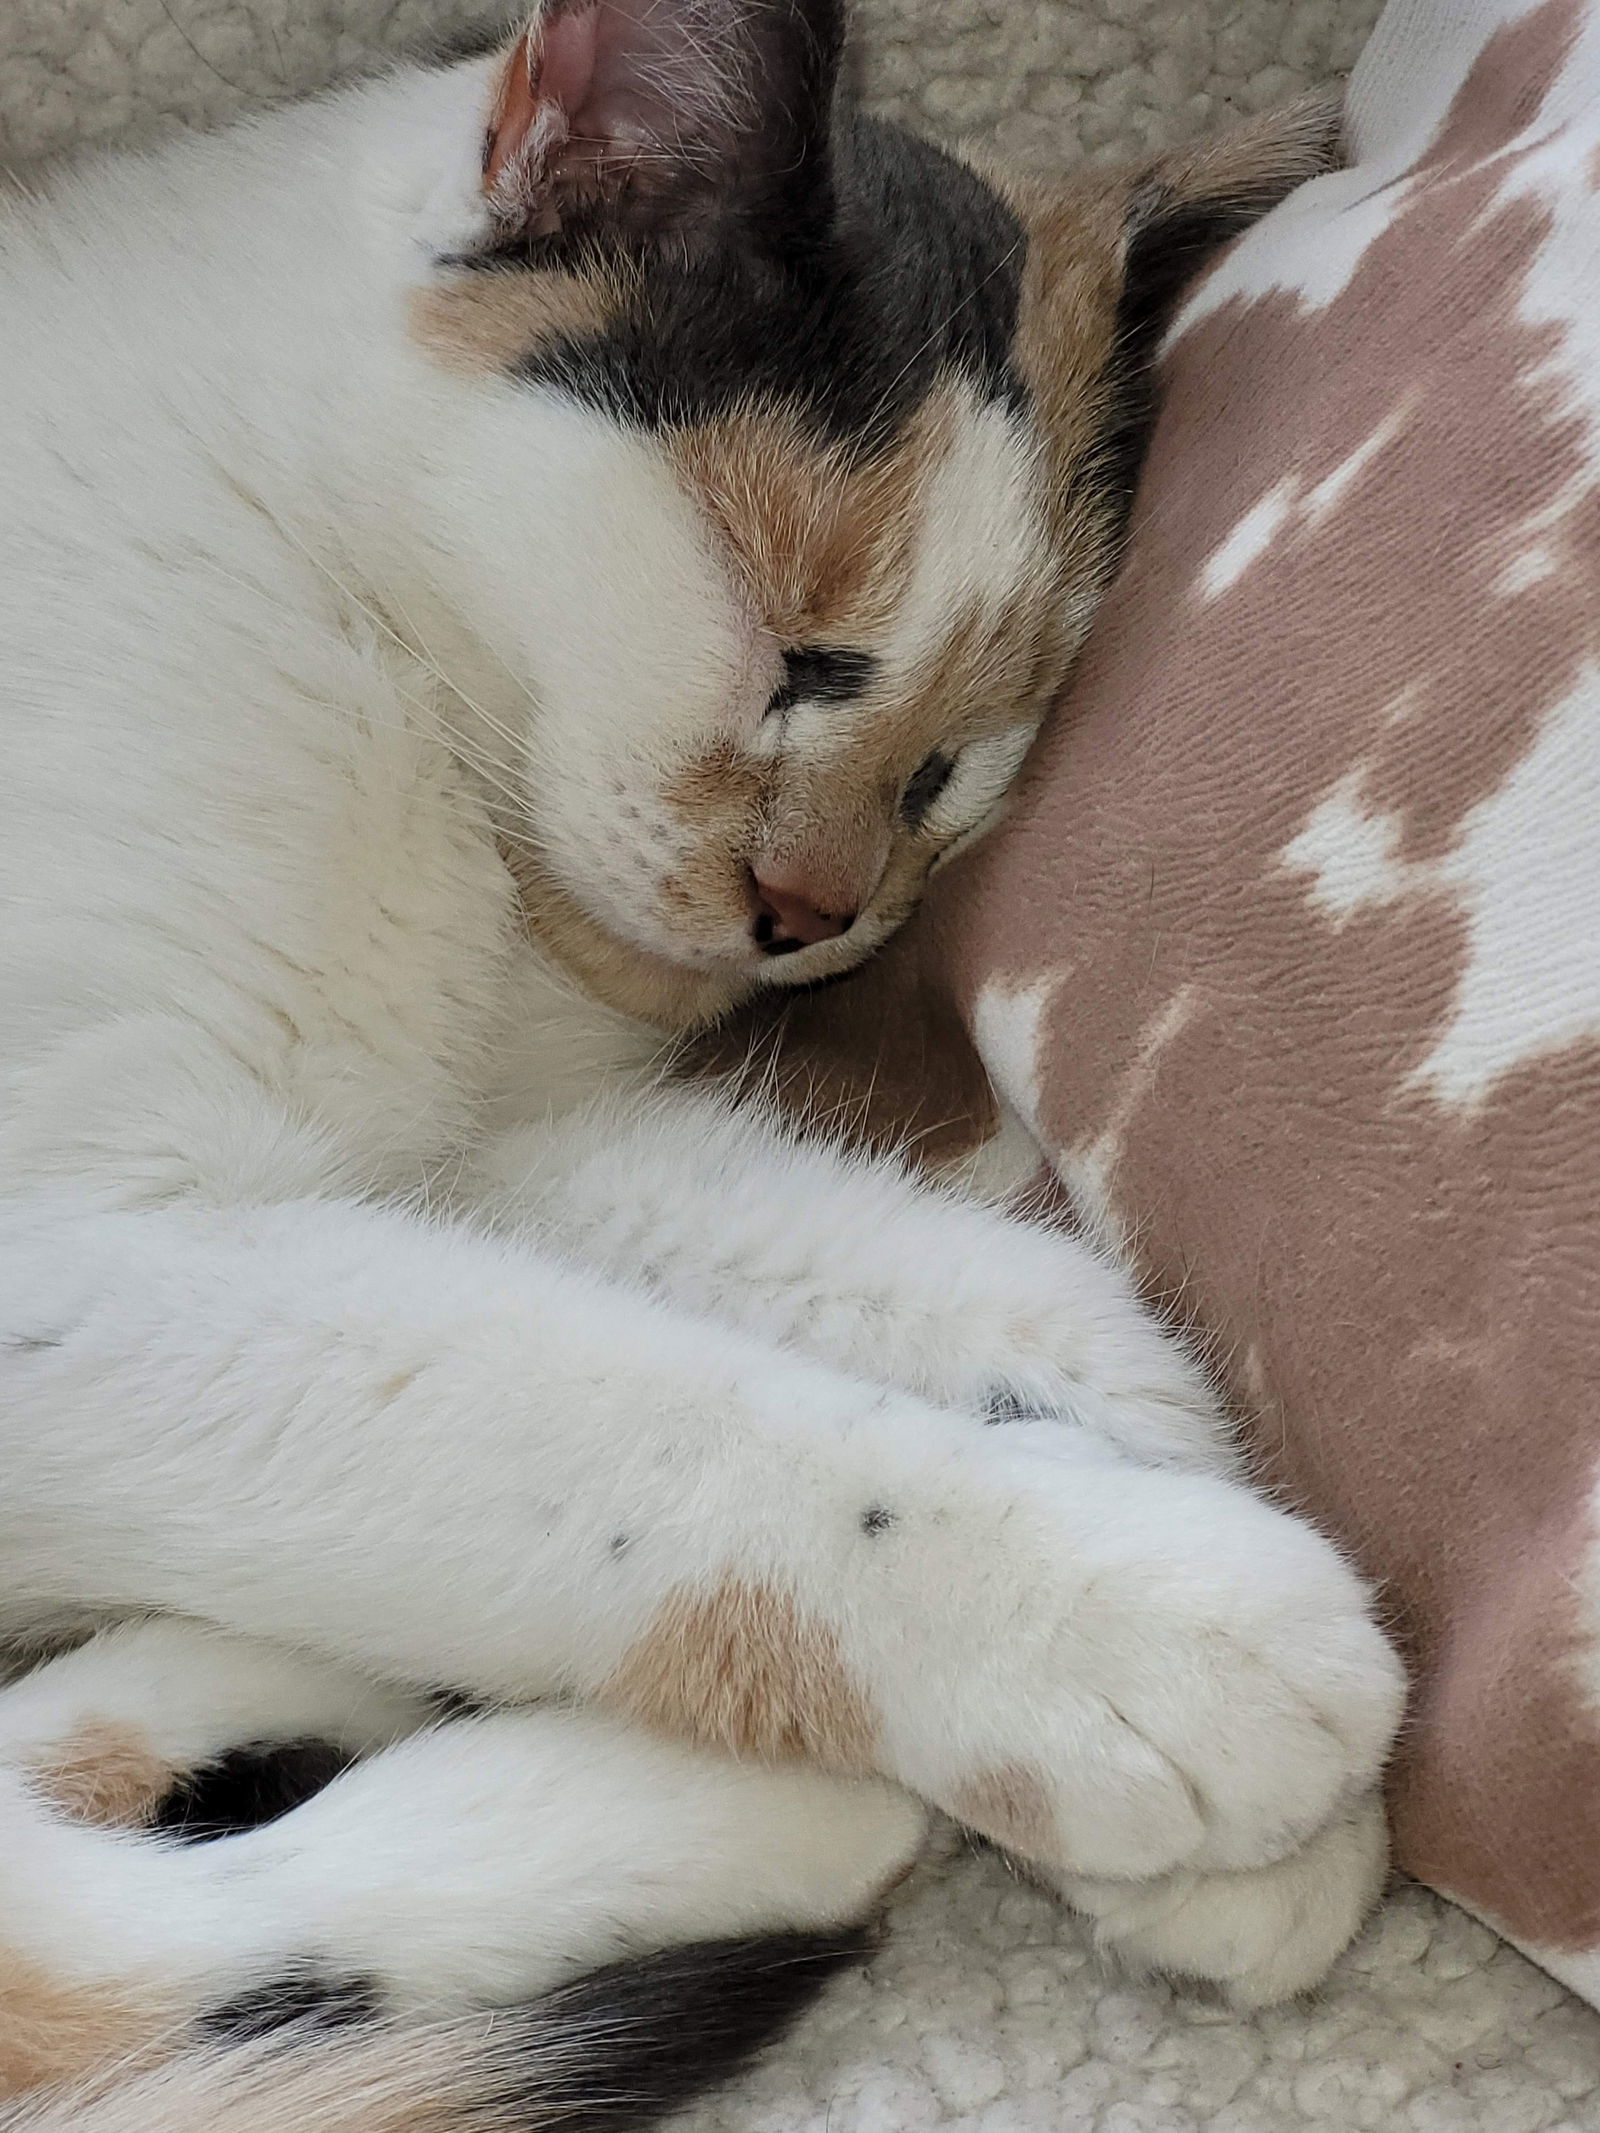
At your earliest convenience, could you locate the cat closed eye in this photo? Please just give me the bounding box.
[901,751,955,827]
[766,646,879,721]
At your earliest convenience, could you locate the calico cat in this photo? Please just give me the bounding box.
[0,4,1404,2128]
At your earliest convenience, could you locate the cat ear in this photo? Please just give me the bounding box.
[481,0,844,259]
[1118,96,1342,345]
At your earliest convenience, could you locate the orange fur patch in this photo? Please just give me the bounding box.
[603,1576,878,1771]
[951,1763,1060,1861]
[991,169,1129,558]
[0,1954,175,2094]
[25,1721,177,1829]
[407,267,617,376]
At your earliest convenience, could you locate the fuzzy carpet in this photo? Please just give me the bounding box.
[3,1,1599,2128]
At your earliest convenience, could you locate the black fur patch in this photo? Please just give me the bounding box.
[860,1503,896,1535]
[201,1969,381,2042]
[768,645,878,715]
[153,1740,351,1842]
[202,1936,871,2129]
[508,113,1027,454]
[491,1931,874,2130]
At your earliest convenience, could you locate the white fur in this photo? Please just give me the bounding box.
[0,39,1403,2040]
[886,394,1051,666]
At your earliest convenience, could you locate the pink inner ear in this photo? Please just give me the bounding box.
[486,0,735,228]
[485,8,602,195]
[564,0,698,155]
[538,6,605,125]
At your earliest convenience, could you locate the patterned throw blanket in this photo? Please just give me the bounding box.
[750,0,1600,2012]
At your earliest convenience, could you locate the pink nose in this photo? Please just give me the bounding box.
[750,875,858,954]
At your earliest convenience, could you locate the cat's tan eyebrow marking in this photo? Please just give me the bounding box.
[407,265,617,375]
[664,388,959,643]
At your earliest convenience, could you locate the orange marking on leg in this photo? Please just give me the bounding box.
[604,1576,879,1771]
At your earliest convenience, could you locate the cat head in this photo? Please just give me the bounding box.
[399,0,1336,1030]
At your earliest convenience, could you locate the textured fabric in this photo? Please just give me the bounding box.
[897,0,1600,2013]
[7,0,1598,2128]
[0,0,1381,173]
[679,1827,1600,2133]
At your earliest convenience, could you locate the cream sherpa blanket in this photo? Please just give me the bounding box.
[2,3,1598,2129]
[0,0,1378,169]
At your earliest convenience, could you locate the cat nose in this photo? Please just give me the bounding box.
[749,874,857,954]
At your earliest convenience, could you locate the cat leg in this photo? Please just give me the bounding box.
[0,1706,918,2096]
[0,1192,1400,1901]
[470,1086,1235,1474]
[470,1108,1407,1996]
[467,1096,1404,1997]
[0,1616,433,1828]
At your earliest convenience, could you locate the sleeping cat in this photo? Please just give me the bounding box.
[0,4,1405,2128]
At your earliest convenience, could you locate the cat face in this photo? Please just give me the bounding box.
[404,0,1334,1029]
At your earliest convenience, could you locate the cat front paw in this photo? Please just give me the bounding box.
[867,1437,1404,1885]
[1047,1790,1391,2006]
[870,1196,1242,1476]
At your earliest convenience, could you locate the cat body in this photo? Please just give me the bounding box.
[0,11,1404,2128]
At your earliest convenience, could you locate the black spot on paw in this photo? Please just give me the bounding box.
[201,1969,381,2041]
[153,1740,350,1842]
[860,1504,896,1535]
[609,1532,632,1557]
